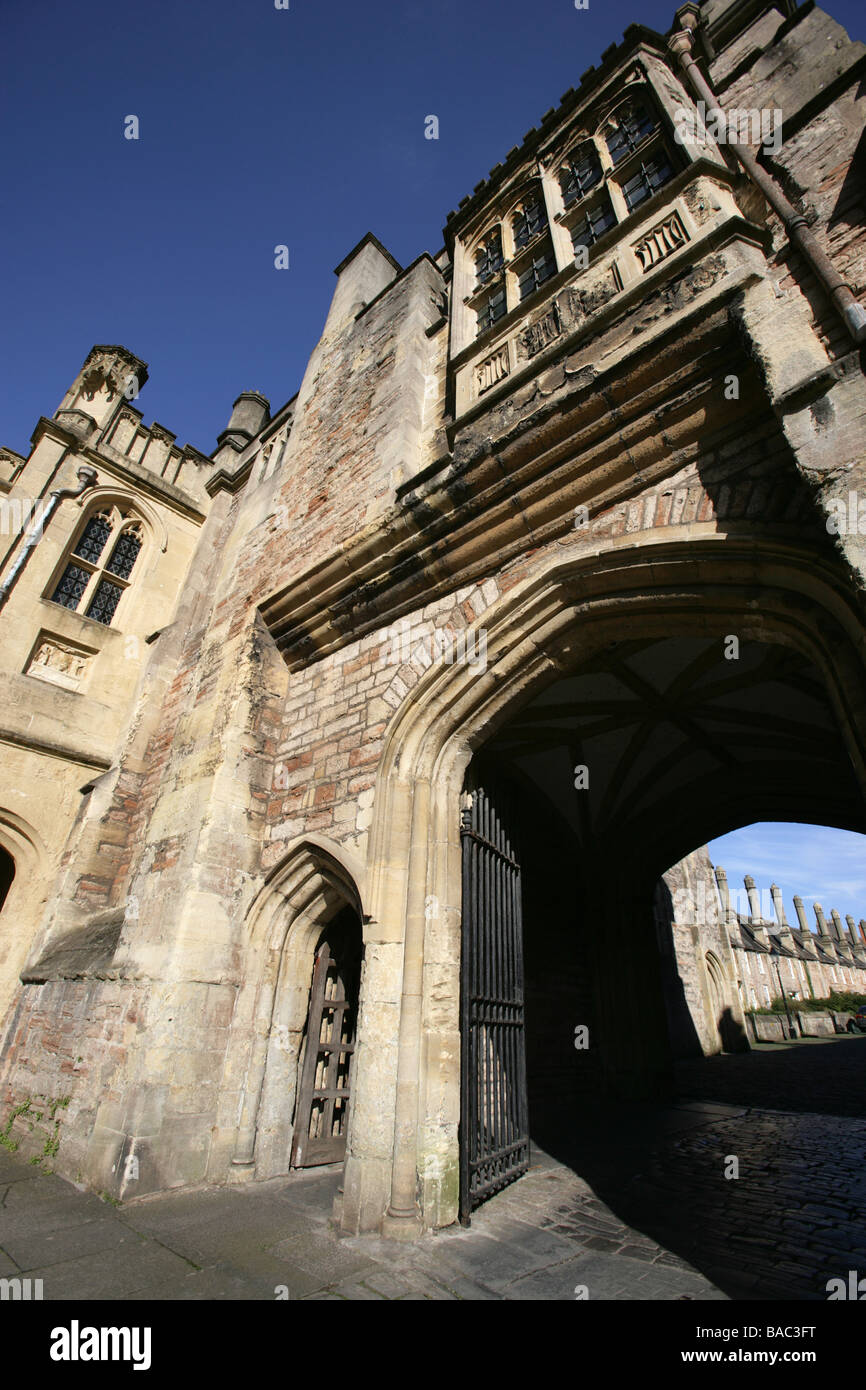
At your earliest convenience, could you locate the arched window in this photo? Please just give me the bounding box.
[604,101,658,165]
[474,229,504,288]
[48,504,144,627]
[511,189,548,250]
[603,95,677,214]
[559,143,603,208]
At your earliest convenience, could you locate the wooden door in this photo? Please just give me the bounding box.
[291,918,360,1167]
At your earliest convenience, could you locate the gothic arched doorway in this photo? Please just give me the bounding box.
[291,905,362,1168]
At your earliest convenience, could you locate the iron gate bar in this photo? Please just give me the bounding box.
[459,773,530,1221]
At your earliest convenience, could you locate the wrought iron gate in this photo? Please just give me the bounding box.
[291,915,360,1168]
[459,770,530,1220]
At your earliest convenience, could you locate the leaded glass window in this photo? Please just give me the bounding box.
[72,514,112,565]
[477,283,507,335]
[605,103,658,166]
[512,195,547,250]
[621,149,675,211]
[85,580,124,626]
[46,506,144,626]
[517,241,557,301]
[51,564,92,610]
[560,146,603,208]
[571,193,617,254]
[475,231,503,287]
[104,528,142,581]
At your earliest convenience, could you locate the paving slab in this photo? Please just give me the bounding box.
[25,1240,197,1301]
[2,1215,138,1272]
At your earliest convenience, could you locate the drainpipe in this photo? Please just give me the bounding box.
[0,466,99,613]
[669,6,866,344]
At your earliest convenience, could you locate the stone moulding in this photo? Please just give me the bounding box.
[260,243,769,667]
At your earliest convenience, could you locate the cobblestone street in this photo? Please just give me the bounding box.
[2,1034,863,1301]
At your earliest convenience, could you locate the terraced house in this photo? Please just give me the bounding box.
[1,0,865,1237]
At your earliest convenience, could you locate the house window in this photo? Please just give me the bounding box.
[512,194,547,251]
[605,102,658,165]
[571,193,617,255]
[560,144,603,208]
[49,506,143,627]
[620,149,676,212]
[476,282,507,335]
[475,230,504,288]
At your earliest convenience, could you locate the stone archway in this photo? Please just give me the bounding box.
[351,529,866,1237]
[0,810,50,1037]
[219,836,365,1184]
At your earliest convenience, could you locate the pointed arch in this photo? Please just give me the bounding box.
[355,529,866,1235]
[77,487,168,553]
[222,836,365,1182]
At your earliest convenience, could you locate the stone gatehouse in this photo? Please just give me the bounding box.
[1,0,865,1236]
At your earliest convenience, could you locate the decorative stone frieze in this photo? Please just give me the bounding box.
[517,302,562,360]
[25,635,93,692]
[476,345,510,395]
[633,211,689,272]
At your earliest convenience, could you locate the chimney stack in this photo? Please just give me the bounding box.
[714,865,733,923]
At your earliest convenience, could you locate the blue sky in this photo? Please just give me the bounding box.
[3,0,863,456]
[708,824,866,933]
[3,1,865,914]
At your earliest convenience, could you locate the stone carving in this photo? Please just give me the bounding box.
[27,637,92,691]
[633,211,689,272]
[79,352,123,402]
[476,346,510,395]
[517,303,562,360]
